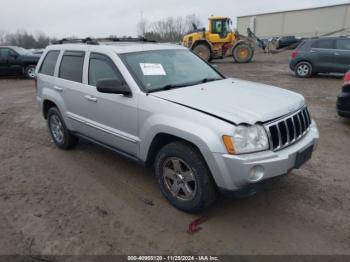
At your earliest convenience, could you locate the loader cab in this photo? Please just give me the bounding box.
[209,17,232,40]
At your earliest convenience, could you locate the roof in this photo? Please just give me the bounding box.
[46,42,186,54]
[237,2,350,18]
[209,16,230,20]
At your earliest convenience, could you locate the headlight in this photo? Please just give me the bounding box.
[223,125,269,154]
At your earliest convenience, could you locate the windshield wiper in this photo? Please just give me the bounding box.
[148,78,222,93]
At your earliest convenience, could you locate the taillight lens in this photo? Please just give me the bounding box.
[291,51,298,59]
[343,71,350,84]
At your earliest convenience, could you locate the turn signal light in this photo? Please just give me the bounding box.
[223,135,235,155]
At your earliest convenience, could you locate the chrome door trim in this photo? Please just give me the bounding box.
[67,112,138,144]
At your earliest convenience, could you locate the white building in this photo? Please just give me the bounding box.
[237,3,350,38]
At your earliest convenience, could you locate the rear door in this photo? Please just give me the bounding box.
[310,39,337,73]
[54,51,89,135]
[335,38,350,73]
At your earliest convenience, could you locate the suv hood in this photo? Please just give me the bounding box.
[150,78,305,125]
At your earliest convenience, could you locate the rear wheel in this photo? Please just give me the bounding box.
[47,107,78,150]
[192,44,211,62]
[154,142,218,213]
[233,43,254,63]
[295,61,313,78]
[25,65,36,79]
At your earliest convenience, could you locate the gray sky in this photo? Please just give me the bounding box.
[1,0,349,38]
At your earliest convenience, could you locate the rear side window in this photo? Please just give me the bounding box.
[59,51,85,83]
[39,51,60,76]
[88,53,123,86]
[336,39,350,50]
[312,39,335,49]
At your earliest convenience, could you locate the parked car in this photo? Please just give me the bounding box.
[277,36,302,49]
[36,39,319,212]
[337,71,350,118]
[290,36,350,78]
[0,46,40,79]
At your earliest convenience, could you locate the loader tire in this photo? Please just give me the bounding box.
[193,44,211,62]
[233,43,254,63]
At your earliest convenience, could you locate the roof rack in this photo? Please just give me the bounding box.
[53,37,156,45]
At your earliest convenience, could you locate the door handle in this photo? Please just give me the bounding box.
[334,52,340,56]
[84,95,98,102]
[53,86,63,92]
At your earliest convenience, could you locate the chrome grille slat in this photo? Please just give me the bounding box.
[284,120,290,144]
[297,114,302,137]
[265,107,312,152]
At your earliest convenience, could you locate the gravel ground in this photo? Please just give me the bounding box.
[0,51,349,255]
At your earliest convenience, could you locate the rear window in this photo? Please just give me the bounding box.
[336,39,350,50]
[59,51,85,83]
[312,39,335,49]
[39,51,60,76]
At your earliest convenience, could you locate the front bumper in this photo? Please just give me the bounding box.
[337,91,350,118]
[212,120,319,191]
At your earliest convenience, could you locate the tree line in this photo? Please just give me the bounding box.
[137,14,202,43]
[0,14,202,49]
[0,30,54,49]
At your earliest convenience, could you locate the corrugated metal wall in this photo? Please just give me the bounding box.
[237,4,350,38]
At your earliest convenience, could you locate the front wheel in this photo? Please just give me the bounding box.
[154,142,218,213]
[233,43,254,63]
[192,44,211,62]
[25,65,36,79]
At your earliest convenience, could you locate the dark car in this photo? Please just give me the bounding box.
[290,36,350,78]
[0,46,41,79]
[337,71,350,118]
[277,36,302,49]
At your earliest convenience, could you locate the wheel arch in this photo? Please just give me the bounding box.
[145,133,205,166]
[43,99,58,119]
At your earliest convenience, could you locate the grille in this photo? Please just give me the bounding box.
[265,107,312,151]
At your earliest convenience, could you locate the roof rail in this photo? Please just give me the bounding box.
[53,37,156,45]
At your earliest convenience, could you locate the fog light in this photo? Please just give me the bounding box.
[248,165,265,182]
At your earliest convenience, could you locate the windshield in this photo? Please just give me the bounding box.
[120,49,223,92]
[11,47,32,56]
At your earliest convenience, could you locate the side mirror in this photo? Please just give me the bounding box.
[9,53,18,59]
[96,79,132,96]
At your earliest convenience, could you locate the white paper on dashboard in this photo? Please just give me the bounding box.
[140,63,166,76]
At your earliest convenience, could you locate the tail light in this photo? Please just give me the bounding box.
[343,71,350,84]
[291,51,299,59]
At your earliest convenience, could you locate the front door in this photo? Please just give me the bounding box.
[83,52,139,157]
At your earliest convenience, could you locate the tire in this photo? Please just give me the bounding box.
[25,65,36,79]
[295,61,313,78]
[154,142,218,213]
[47,107,78,150]
[192,44,211,62]
[233,43,254,63]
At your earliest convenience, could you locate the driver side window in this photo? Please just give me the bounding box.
[88,53,123,87]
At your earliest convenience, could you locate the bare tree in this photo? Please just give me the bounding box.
[138,14,203,43]
[0,29,54,48]
[137,17,149,37]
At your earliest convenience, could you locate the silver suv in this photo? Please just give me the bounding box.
[36,38,319,212]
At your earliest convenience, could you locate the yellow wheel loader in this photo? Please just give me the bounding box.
[182,16,256,63]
